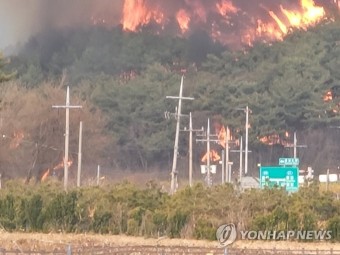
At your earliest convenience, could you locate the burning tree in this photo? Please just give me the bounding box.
[0,81,113,183]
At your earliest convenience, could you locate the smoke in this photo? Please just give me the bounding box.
[0,0,124,49]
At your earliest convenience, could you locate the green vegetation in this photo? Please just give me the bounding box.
[0,52,14,83]
[1,20,340,170]
[5,20,340,169]
[0,180,339,241]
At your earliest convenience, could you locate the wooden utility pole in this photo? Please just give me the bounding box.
[239,136,243,181]
[225,126,231,183]
[97,165,100,186]
[230,136,252,182]
[189,113,193,187]
[221,149,225,184]
[77,121,83,188]
[236,106,251,175]
[53,86,82,191]
[181,112,204,187]
[207,119,211,186]
[245,106,249,175]
[166,76,194,195]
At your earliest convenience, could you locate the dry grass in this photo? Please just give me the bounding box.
[0,232,215,251]
[0,233,339,251]
[319,182,340,193]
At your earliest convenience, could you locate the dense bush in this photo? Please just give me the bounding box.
[0,180,339,242]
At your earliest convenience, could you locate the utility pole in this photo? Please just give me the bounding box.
[207,119,211,186]
[189,113,193,187]
[196,119,219,187]
[230,136,252,182]
[225,128,229,183]
[239,136,243,181]
[53,86,82,191]
[97,165,100,186]
[236,106,251,175]
[245,106,249,175]
[181,112,204,187]
[77,121,83,188]
[224,127,237,183]
[285,131,307,158]
[221,150,225,184]
[166,76,194,195]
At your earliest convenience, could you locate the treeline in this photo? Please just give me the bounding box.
[0,180,339,241]
[8,26,224,86]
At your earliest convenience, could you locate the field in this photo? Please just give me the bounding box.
[0,232,339,251]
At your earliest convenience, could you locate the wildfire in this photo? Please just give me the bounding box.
[53,158,73,171]
[216,125,232,148]
[281,0,325,30]
[176,9,190,33]
[216,0,238,16]
[41,169,50,182]
[324,90,333,102]
[201,150,221,163]
[259,133,293,146]
[41,158,73,182]
[122,0,164,31]
[119,0,329,47]
[10,131,24,149]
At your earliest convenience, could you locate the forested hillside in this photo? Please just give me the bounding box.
[2,20,340,179]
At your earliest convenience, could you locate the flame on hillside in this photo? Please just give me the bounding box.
[216,125,233,148]
[201,150,221,163]
[120,0,329,47]
[324,90,333,101]
[10,131,24,149]
[259,131,292,146]
[41,158,73,182]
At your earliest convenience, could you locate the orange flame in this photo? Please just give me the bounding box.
[266,0,325,40]
[216,125,232,148]
[243,0,325,46]
[41,158,73,182]
[10,131,24,149]
[122,0,165,31]
[119,0,328,47]
[41,169,50,182]
[258,133,293,146]
[216,0,238,16]
[53,158,73,170]
[281,0,325,30]
[176,9,191,33]
[201,150,221,163]
[324,90,333,102]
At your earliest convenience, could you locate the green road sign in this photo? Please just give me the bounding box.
[260,166,299,192]
[279,158,299,166]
